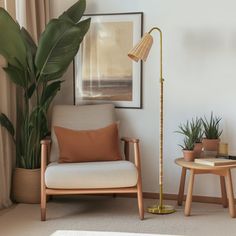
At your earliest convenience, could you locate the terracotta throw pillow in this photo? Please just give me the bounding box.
[54,123,122,163]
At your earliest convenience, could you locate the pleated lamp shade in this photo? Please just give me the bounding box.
[128,33,153,62]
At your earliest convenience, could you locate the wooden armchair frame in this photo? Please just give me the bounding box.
[40,137,144,221]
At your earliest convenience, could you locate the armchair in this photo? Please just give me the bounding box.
[40,104,144,221]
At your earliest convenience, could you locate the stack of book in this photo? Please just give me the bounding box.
[194,158,236,166]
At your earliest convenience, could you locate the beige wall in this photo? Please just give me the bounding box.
[50,0,236,197]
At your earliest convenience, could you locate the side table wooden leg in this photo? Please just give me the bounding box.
[225,169,236,218]
[178,167,187,206]
[185,169,195,216]
[220,176,228,208]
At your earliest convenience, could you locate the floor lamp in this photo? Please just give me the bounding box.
[128,27,175,214]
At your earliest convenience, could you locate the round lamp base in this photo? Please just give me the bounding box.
[147,204,176,214]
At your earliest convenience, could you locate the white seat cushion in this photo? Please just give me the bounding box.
[45,160,138,189]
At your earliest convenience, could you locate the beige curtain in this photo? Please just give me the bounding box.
[0,0,16,210]
[16,0,50,43]
[0,57,16,209]
[0,0,50,209]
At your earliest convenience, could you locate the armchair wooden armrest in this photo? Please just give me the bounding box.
[40,139,51,145]
[40,138,51,168]
[121,137,139,143]
[121,137,141,169]
[121,136,143,219]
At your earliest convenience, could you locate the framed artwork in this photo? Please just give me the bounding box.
[74,12,143,108]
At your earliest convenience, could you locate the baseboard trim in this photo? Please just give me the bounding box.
[53,192,227,205]
[117,192,224,204]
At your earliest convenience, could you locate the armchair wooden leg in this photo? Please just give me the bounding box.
[41,193,46,221]
[137,183,144,220]
[41,206,46,221]
[134,142,144,220]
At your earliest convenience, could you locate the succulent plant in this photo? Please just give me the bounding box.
[176,117,203,150]
[179,136,195,151]
[190,117,203,143]
[201,112,223,139]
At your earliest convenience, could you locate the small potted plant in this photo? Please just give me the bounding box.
[191,118,203,158]
[180,136,195,162]
[176,120,199,161]
[201,112,223,154]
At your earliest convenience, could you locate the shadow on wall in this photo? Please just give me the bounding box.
[183,29,225,53]
[179,28,236,81]
[183,28,236,54]
[230,31,236,52]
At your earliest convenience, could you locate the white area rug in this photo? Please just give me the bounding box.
[0,196,235,236]
[50,230,179,236]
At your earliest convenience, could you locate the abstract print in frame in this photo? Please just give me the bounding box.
[74,12,143,108]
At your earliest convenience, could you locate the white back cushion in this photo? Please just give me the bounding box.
[50,104,116,162]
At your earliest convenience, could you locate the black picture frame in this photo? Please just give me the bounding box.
[73,12,143,109]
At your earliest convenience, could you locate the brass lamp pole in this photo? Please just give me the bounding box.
[128,27,175,214]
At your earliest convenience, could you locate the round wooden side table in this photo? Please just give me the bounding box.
[175,158,236,218]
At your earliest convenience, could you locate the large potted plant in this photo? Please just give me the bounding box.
[0,0,90,203]
[201,112,223,156]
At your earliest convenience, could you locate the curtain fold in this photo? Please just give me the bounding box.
[16,0,50,43]
[0,0,16,210]
[0,56,16,209]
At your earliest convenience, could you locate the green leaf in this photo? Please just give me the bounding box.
[21,27,37,53]
[0,8,27,69]
[59,0,86,23]
[201,112,222,139]
[26,83,36,99]
[0,113,15,138]
[76,18,91,40]
[43,67,68,82]
[3,64,26,88]
[40,81,62,105]
[20,155,26,169]
[26,127,38,167]
[35,18,90,81]
[21,27,37,77]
